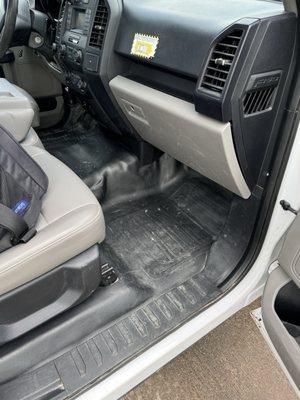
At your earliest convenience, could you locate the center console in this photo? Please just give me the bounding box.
[55,0,109,92]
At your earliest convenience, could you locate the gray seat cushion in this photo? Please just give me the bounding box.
[0,146,105,296]
[21,127,44,149]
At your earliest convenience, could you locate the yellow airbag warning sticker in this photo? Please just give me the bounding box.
[131,33,159,59]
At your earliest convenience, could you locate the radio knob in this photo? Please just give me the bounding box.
[60,44,67,55]
[75,50,83,64]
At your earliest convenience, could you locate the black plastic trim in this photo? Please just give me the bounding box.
[0,245,101,345]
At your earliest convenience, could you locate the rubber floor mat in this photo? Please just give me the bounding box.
[103,178,232,294]
[40,112,184,206]
[0,170,257,400]
[0,115,261,400]
[41,126,127,190]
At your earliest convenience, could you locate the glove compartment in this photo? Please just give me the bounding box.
[110,75,250,198]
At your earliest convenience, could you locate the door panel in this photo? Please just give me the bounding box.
[278,214,300,287]
[262,213,300,390]
[262,267,300,388]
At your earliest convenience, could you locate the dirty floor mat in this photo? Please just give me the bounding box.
[40,115,130,200]
[39,111,183,206]
[102,178,232,295]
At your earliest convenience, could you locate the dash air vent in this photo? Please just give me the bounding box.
[243,71,281,116]
[89,1,109,49]
[201,30,243,95]
[243,87,276,115]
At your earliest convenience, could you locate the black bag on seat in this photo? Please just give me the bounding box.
[0,125,48,253]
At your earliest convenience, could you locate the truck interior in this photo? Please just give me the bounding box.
[0,0,299,398]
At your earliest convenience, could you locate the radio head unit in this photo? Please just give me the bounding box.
[55,0,101,68]
[55,0,109,92]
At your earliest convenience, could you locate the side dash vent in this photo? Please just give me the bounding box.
[201,29,244,95]
[89,1,109,49]
[243,87,276,115]
[243,72,281,116]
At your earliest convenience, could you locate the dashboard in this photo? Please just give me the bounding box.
[50,0,296,198]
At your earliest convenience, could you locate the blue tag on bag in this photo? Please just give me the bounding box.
[12,199,30,216]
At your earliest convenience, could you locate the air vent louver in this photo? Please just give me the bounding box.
[89,1,109,49]
[201,30,243,94]
[243,87,276,115]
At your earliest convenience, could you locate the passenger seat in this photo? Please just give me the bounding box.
[0,143,106,344]
[0,81,106,344]
[0,145,105,295]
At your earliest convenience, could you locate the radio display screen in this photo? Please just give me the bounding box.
[71,9,86,31]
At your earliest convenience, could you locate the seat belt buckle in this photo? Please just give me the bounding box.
[20,228,37,243]
[11,227,37,245]
[100,263,118,286]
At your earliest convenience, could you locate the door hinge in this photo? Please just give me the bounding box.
[280,200,298,215]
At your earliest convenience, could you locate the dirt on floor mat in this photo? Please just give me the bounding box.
[123,300,298,400]
[102,178,232,294]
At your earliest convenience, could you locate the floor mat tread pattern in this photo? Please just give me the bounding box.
[0,271,221,400]
[105,179,231,284]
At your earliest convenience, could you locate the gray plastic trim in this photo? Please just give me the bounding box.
[262,267,300,389]
[278,212,300,288]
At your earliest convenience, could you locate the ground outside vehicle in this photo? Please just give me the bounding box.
[0,0,299,399]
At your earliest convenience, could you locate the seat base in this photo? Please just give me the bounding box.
[0,245,102,345]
